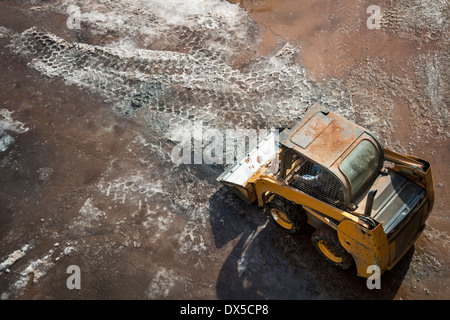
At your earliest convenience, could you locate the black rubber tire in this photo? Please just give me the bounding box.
[311,225,353,270]
[264,194,306,235]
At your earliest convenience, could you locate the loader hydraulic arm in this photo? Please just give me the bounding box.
[384,148,434,211]
[384,148,425,170]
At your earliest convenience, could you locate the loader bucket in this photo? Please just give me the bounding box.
[217,129,280,203]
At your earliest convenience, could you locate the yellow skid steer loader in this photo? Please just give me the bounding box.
[217,104,434,277]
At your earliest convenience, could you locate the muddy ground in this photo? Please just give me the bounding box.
[0,0,448,300]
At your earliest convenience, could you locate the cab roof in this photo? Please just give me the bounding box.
[279,105,366,168]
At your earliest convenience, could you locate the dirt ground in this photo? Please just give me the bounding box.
[0,0,448,300]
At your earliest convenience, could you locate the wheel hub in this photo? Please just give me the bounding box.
[317,240,343,263]
[270,208,293,230]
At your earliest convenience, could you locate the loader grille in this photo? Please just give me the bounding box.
[287,157,346,209]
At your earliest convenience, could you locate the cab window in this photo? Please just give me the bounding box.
[339,140,380,198]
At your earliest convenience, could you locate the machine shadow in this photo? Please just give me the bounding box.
[209,187,413,300]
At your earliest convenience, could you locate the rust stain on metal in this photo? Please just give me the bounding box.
[289,111,364,168]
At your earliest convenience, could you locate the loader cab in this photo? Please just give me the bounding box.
[278,105,384,211]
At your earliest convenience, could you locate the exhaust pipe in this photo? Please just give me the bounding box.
[364,190,378,217]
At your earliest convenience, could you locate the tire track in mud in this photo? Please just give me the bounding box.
[381,0,449,44]
[332,1,360,78]
[8,27,352,138]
